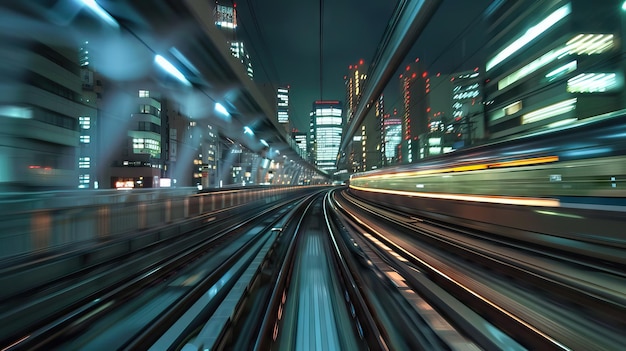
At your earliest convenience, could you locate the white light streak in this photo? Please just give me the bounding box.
[154,55,191,86]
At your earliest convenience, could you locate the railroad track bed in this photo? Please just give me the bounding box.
[328,189,626,350]
[1,193,313,350]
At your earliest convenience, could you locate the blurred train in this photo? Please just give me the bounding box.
[350,110,626,200]
[347,110,626,262]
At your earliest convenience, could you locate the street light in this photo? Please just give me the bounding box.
[214,102,229,117]
[80,0,119,28]
[154,55,191,86]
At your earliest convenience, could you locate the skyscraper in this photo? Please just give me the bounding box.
[79,40,98,189]
[310,101,343,173]
[214,2,254,79]
[399,59,428,163]
[451,69,483,145]
[343,59,383,173]
[383,109,402,165]
[277,86,289,125]
[291,129,307,158]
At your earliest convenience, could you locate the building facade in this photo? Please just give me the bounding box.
[451,69,484,145]
[214,2,254,79]
[399,59,428,163]
[277,86,290,126]
[310,100,343,173]
[0,36,94,190]
[383,109,402,165]
[483,0,624,139]
[108,89,164,189]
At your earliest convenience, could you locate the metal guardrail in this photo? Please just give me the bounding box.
[0,186,307,259]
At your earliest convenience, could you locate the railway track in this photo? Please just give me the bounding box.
[1,193,311,350]
[329,189,626,350]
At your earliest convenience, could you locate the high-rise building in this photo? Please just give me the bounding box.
[451,69,484,144]
[277,86,290,125]
[399,59,428,163]
[214,2,254,79]
[354,95,384,172]
[310,100,343,173]
[419,72,453,158]
[343,59,383,173]
[106,89,164,189]
[344,59,367,124]
[79,40,98,189]
[0,36,94,190]
[291,129,307,158]
[383,109,402,165]
[483,0,624,139]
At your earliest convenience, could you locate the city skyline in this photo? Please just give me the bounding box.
[236,0,492,131]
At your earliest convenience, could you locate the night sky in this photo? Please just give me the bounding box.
[236,0,493,131]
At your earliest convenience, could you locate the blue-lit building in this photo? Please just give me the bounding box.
[483,0,625,139]
[310,101,343,173]
[277,86,290,127]
[383,109,402,165]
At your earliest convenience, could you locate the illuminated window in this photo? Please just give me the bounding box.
[80,135,91,143]
[139,90,149,98]
[79,157,91,168]
[567,73,620,93]
[498,47,568,90]
[522,98,576,124]
[566,34,614,55]
[503,101,522,116]
[79,116,90,129]
[545,60,577,81]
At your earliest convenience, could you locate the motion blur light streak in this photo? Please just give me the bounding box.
[0,106,33,119]
[561,147,612,158]
[169,47,201,77]
[154,54,192,86]
[80,0,119,28]
[215,102,230,117]
[486,3,571,71]
[487,155,559,168]
[349,185,561,207]
[534,210,583,219]
[356,155,559,182]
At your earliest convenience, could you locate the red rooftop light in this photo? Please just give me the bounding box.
[359,59,364,65]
